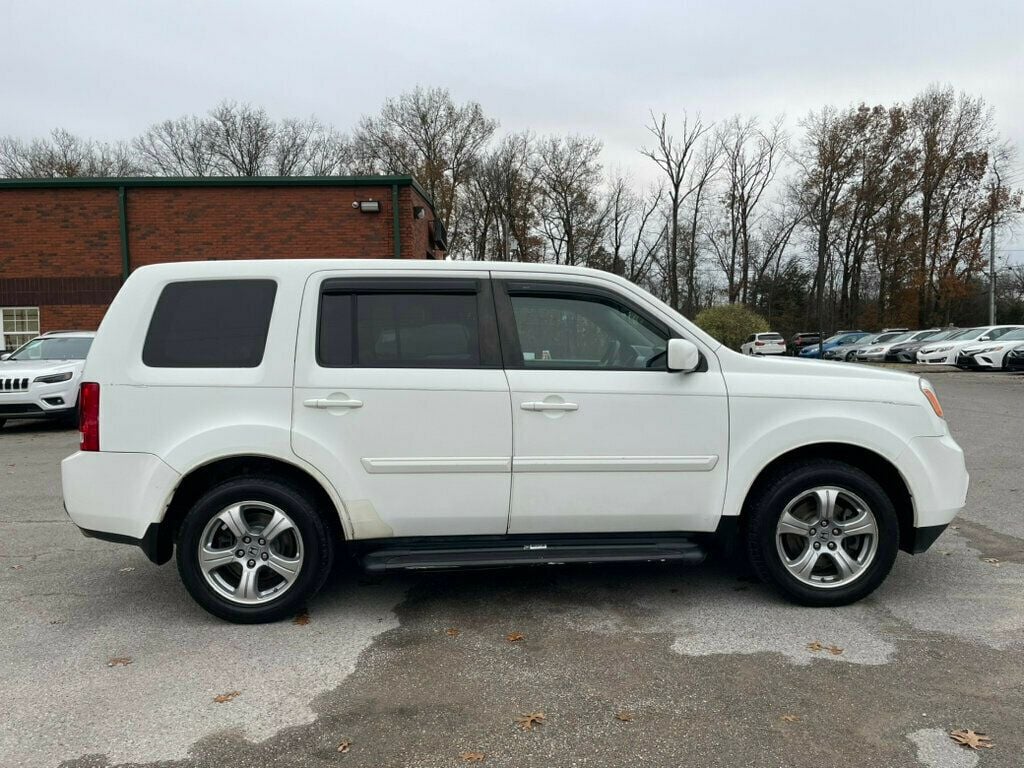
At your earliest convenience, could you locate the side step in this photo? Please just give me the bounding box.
[361,537,706,573]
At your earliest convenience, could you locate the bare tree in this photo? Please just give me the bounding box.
[605,172,666,284]
[353,87,497,251]
[640,111,713,311]
[134,116,215,176]
[1,128,140,177]
[206,101,277,176]
[533,135,606,266]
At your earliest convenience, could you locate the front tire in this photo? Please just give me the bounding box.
[176,477,334,623]
[746,459,899,606]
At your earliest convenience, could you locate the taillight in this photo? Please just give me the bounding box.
[79,382,100,451]
[755,341,765,346]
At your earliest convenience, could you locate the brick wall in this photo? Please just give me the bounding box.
[0,181,439,333]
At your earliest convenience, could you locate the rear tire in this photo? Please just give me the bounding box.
[746,459,899,606]
[176,477,334,623]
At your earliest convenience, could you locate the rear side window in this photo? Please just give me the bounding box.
[143,280,277,368]
[318,287,483,368]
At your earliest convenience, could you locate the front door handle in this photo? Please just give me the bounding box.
[520,401,579,412]
[304,398,363,409]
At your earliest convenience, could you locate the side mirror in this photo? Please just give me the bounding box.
[667,338,700,373]
[0,353,9,361]
[979,335,991,341]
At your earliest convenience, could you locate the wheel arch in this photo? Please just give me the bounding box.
[153,454,347,565]
[735,442,915,554]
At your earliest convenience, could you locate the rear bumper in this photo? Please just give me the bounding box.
[62,450,180,545]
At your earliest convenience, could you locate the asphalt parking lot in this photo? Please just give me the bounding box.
[1,370,1022,768]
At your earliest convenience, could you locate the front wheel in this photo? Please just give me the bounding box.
[746,459,899,606]
[176,477,334,623]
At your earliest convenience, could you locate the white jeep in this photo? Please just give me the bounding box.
[61,260,968,623]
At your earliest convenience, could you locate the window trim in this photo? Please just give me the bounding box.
[1,306,41,353]
[492,279,683,372]
[316,277,502,369]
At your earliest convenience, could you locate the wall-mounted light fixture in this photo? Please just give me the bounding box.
[352,200,381,213]
[413,206,426,220]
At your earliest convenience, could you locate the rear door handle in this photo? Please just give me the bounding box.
[520,401,579,412]
[304,398,363,409]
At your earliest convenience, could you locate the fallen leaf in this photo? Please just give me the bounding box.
[615,711,634,722]
[951,524,960,530]
[106,657,132,667]
[506,632,525,642]
[780,714,801,722]
[949,729,993,750]
[825,644,844,656]
[459,751,485,762]
[213,691,240,704]
[336,739,352,753]
[293,611,311,626]
[118,567,135,573]
[982,558,1000,565]
[515,712,545,731]
[806,641,823,653]
[10,564,24,571]
[446,627,461,637]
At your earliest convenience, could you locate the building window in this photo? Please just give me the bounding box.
[1,307,40,352]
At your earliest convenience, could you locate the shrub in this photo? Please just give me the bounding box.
[694,304,770,350]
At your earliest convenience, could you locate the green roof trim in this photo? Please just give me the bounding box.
[0,174,435,212]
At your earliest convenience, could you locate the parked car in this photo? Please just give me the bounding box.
[1005,346,1024,372]
[839,331,906,362]
[0,331,95,429]
[787,332,821,355]
[855,331,918,362]
[917,326,1024,365]
[61,260,968,623]
[741,332,786,356]
[955,328,1024,370]
[885,329,957,363]
[804,332,870,359]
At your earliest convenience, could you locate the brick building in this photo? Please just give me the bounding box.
[0,175,445,351]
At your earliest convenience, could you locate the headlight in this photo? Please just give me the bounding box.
[33,371,73,384]
[982,346,1003,353]
[864,347,882,353]
[929,346,953,353]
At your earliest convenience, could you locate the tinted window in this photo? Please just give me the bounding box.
[143,280,276,368]
[318,292,481,368]
[508,293,666,370]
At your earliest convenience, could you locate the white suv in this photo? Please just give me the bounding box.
[740,332,786,356]
[0,331,95,429]
[61,261,969,623]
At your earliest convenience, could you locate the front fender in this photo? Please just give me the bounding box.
[723,402,922,520]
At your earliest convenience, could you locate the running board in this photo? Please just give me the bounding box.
[361,537,706,573]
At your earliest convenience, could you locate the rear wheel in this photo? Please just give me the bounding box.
[746,459,899,606]
[176,477,334,623]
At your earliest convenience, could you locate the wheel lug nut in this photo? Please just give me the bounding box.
[809,527,816,534]
[813,542,821,550]
[258,538,266,546]
[827,542,837,550]
[833,528,841,536]
[261,552,269,561]
[247,559,256,568]
[235,549,245,558]
[243,536,251,544]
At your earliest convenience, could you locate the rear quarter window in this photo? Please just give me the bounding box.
[142,279,277,368]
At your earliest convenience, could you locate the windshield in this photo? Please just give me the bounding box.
[947,327,983,341]
[9,336,92,361]
[916,329,957,342]
[759,333,783,340]
[875,332,903,343]
[884,332,914,344]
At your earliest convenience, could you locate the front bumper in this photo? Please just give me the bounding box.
[897,433,970,535]
[917,351,955,365]
[0,378,80,419]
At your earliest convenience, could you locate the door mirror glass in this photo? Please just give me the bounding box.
[667,338,700,373]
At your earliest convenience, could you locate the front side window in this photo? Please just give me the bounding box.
[507,292,667,370]
[319,290,481,368]
[143,280,277,368]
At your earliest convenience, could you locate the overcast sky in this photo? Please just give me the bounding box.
[3,0,1022,254]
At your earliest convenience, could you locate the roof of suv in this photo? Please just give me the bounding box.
[41,331,97,338]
